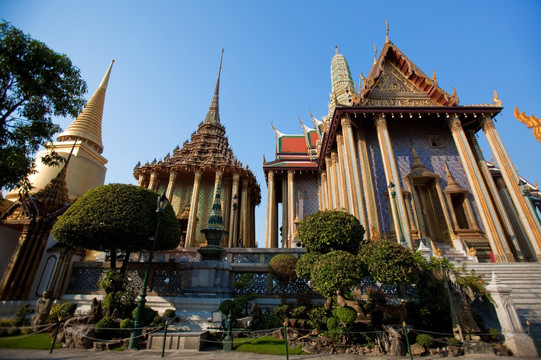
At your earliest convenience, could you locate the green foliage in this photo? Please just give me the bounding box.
[332,306,357,326]
[298,210,365,255]
[219,300,243,318]
[163,309,177,322]
[295,252,320,280]
[359,239,419,286]
[0,333,62,349]
[151,315,163,327]
[269,254,298,284]
[132,305,158,327]
[120,318,133,329]
[234,273,254,289]
[446,336,461,345]
[488,327,500,342]
[98,269,136,318]
[290,305,309,319]
[272,304,291,320]
[13,304,33,327]
[0,22,87,191]
[325,316,343,340]
[94,317,119,340]
[311,251,364,298]
[308,305,328,330]
[256,313,282,330]
[53,184,181,255]
[416,333,434,348]
[49,302,77,322]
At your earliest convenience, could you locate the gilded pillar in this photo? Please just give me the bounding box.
[266,171,278,248]
[165,171,178,202]
[356,123,379,238]
[186,170,202,247]
[287,170,295,248]
[213,170,223,199]
[448,115,512,262]
[320,172,328,210]
[137,173,147,187]
[342,116,366,224]
[375,114,411,246]
[325,157,335,209]
[228,173,240,247]
[240,179,249,247]
[336,135,352,214]
[148,171,158,191]
[281,174,288,247]
[331,152,341,209]
[481,117,541,259]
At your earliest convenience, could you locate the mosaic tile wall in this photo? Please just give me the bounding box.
[194,177,215,246]
[293,173,319,220]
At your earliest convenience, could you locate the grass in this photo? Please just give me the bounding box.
[0,332,61,350]
[233,335,306,355]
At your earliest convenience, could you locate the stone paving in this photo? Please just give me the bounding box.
[0,348,540,360]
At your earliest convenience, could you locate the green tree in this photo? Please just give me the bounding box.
[310,251,364,300]
[0,22,87,191]
[52,184,181,271]
[297,210,365,255]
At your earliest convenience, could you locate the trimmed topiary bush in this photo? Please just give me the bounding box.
[94,317,119,339]
[269,254,298,284]
[49,302,77,322]
[311,251,364,299]
[332,306,357,327]
[120,318,133,329]
[132,305,158,327]
[416,333,434,348]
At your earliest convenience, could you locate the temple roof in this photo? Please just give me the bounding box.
[57,60,114,154]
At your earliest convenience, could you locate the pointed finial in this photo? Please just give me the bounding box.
[271,121,277,134]
[431,71,438,86]
[263,154,266,164]
[335,45,339,54]
[308,108,314,119]
[385,20,390,43]
[493,90,502,106]
[298,115,304,126]
[373,43,377,65]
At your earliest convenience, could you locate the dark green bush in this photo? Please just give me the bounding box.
[295,252,320,279]
[49,302,77,322]
[14,304,33,327]
[131,305,158,327]
[163,309,176,321]
[272,304,291,320]
[269,254,298,284]
[94,317,119,339]
[290,305,309,319]
[257,313,282,330]
[120,318,133,329]
[219,300,243,318]
[308,305,328,330]
[488,328,500,342]
[311,251,363,298]
[416,333,434,348]
[332,306,357,326]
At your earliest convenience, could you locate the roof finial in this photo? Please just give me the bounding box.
[335,45,339,54]
[204,49,224,124]
[373,43,377,65]
[493,90,502,106]
[385,20,390,43]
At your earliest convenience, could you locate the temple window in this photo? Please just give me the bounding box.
[428,135,445,148]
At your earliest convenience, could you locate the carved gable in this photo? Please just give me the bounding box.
[364,62,440,107]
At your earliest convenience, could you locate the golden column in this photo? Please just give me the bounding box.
[137,173,147,187]
[341,116,366,225]
[481,116,541,259]
[228,173,240,248]
[375,114,411,246]
[331,152,342,210]
[148,171,159,191]
[281,174,288,247]
[447,115,513,262]
[186,170,202,247]
[336,135,352,214]
[287,170,295,248]
[240,179,249,247]
[356,123,379,238]
[213,170,223,198]
[265,171,278,248]
[165,171,178,202]
[468,130,526,259]
[320,172,329,210]
[325,157,336,209]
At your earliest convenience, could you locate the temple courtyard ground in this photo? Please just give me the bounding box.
[0,349,540,360]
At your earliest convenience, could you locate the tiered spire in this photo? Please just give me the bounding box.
[57,60,115,154]
[204,49,224,125]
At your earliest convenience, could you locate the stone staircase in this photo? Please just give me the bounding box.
[435,242,470,264]
[465,263,541,335]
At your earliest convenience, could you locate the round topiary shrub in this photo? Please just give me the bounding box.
[269,254,298,284]
[272,304,291,320]
[219,300,243,318]
[310,250,364,298]
[132,305,158,327]
[295,252,320,280]
[416,333,434,348]
[94,317,119,339]
[332,306,357,327]
[120,318,133,329]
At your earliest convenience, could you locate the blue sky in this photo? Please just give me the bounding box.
[3,0,540,246]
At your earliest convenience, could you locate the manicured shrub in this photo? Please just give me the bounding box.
[269,254,298,284]
[49,302,77,322]
[257,313,282,330]
[14,304,33,327]
[308,305,328,331]
[290,305,309,319]
[311,251,364,298]
[120,318,133,329]
[94,317,119,339]
[219,300,243,318]
[416,333,434,348]
[131,305,158,327]
[272,304,291,320]
[332,306,357,327]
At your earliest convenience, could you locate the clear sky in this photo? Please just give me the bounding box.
[2,0,540,246]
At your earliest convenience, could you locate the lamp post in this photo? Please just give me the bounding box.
[389,182,405,244]
[230,195,238,248]
[129,193,169,350]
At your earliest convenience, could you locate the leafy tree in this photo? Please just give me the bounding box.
[52,184,181,271]
[0,22,87,191]
[359,239,420,296]
[269,254,298,284]
[297,210,365,255]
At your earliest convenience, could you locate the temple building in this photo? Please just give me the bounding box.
[133,51,261,248]
[0,61,114,300]
[263,31,541,262]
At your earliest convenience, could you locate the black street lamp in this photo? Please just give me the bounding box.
[128,193,169,349]
[389,182,405,244]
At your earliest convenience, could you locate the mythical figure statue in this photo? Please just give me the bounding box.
[32,291,53,328]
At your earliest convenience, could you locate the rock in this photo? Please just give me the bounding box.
[410,343,426,356]
[62,324,95,349]
[447,345,464,357]
[463,340,494,355]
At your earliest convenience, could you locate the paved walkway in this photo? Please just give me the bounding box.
[0,349,540,360]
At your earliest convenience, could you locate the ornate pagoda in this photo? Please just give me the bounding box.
[263,24,541,262]
[133,50,261,248]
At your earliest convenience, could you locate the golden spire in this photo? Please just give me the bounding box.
[204,49,224,125]
[493,90,502,106]
[373,43,377,65]
[57,60,114,154]
[385,20,390,43]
